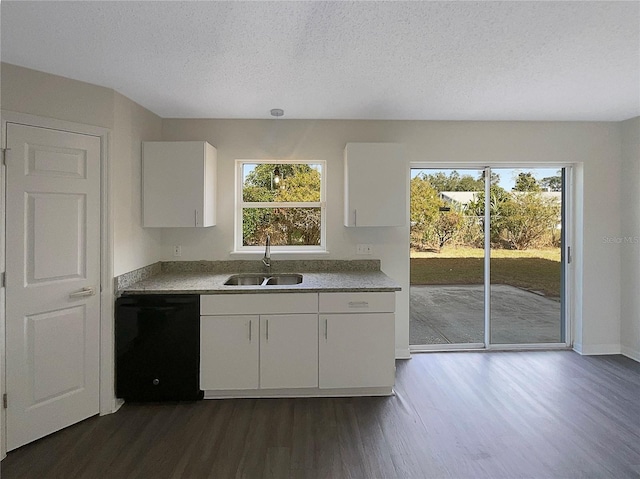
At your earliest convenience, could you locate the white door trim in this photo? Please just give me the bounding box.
[0,110,115,459]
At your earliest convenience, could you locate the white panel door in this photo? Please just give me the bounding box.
[5,123,101,450]
[260,314,318,389]
[319,313,395,389]
[200,315,259,390]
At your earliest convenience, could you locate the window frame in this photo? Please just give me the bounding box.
[234,159,327,253]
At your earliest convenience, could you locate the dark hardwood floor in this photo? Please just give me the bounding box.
[3,351,640,478]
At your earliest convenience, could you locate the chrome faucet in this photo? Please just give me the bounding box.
[262,235,271,272]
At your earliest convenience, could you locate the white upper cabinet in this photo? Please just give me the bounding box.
[344,142,407,227]
[142,141,216,227]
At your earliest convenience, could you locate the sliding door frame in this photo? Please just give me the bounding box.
[409,162,574,352]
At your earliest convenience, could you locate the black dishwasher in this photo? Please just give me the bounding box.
[116,294,203,401]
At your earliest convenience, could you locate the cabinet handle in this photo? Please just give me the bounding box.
[266,319,269,341]
[348,301,369,308]
[354,209,357,226]
[195,209,198,226]
[325,318,328,340]
[249,320,252,342]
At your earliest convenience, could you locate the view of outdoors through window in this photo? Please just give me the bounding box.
[410,168,564,347]
[241,162,323,247]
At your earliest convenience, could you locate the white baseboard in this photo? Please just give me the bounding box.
[99,396,123,416]
[395,348,411,359]
[621,345,640,363]
[204,386,393,399]
[573,343,621,355]
[113,398,125,413]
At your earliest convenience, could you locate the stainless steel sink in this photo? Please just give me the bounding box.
[264,274,303,285]
[224,274,267,285]
[224,273,303,286]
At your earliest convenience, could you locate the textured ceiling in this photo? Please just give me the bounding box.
[1,1,639,121]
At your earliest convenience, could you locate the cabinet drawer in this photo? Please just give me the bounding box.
[201,293,318,315]
[319,292,395,313]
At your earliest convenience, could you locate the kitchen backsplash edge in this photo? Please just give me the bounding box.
[161,259,381,274]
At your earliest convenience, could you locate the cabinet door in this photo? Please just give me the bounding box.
[200,315,258,390]
[143,141,216,227]
[260,314,318,389]
[344,143,407,227]
[319,313,395,389]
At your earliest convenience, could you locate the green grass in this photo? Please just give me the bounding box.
[410,247,561,297]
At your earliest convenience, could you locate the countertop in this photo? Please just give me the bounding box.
[119,270,401,295]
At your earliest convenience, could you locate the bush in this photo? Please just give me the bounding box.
[499,193,560,250]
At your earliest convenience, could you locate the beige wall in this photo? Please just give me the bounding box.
[112,92,163,275]
[161,119,623,357]
[0,63,163,276]
[620,116,640,361]
[1,63,114,128]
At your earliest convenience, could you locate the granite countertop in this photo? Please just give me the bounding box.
[117,260,401,295]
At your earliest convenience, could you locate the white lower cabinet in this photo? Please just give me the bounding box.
[201,313,318,391]
[200,293,319,392]
[200,315,259,390]
[318,292,396,390]
[200,292,396,395]
[319,313,395,389]
[260,314,318,389]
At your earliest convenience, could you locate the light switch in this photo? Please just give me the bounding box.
[173,245,182,257]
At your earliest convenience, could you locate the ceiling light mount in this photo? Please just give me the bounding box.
[270,108,284,117]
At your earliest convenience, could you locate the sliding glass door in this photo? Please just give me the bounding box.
[409,168,485,348]
[489,168,565,345]
[409,166,568,350]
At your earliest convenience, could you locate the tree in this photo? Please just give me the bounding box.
[244,163,316,194]
[456,176,483,191]
[272,169,322,245]
[424,171,484,192]
[430,211,462,251]
[513,172,541,192]
[410,175,441,248]
[541,175,562,192]
[242,163,321,245]
[242,185,274,245]
[410,176,440,226]
[466,185,511,245]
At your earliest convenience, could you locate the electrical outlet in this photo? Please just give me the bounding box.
[173,245,182,257]
[356,244,373,255]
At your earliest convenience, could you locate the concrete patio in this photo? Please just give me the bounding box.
[410,284,562,345]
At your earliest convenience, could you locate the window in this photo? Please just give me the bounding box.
[236,160,326,252]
